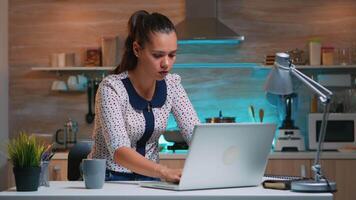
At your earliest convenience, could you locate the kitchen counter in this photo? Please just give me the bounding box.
[0,181,332,200]
[159,151,356,160]
[52,151,356,160]
[38,151,354,200]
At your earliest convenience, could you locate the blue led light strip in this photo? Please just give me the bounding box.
[173,63,261,69]
[178,39,242,45]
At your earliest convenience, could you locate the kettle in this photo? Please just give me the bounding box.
[55,119,78,149]
[205,111,236,123]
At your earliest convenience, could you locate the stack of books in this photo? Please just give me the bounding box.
[264,54,276,65]
[262,174,307,190]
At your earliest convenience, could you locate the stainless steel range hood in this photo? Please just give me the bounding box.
[176,0,244,44]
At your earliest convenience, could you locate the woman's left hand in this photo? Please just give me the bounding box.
[156,165,182,183]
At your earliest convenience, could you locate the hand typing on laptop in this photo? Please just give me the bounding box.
[156,165,182,183]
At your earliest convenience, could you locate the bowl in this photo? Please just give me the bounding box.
[163,130,185,143]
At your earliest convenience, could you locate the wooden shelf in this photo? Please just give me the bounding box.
[31,64,356,72]
[261,64,356,70]
[297,65,356,69]
[31,66,115,71]
[31,63,263,71]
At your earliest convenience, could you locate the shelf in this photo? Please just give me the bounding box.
[31,63,262,72]
[297,65,356,69]
[31,64,356,72]
[260,64,356,70]
[31,66,115,71]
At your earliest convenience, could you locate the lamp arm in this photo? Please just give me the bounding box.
[288,65,333,181]
[315,103,330,165]
[289,66,333,103]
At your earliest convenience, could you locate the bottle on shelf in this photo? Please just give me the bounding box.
[309,38,321,66]
[321,46,334,66]
[310,95,318,113]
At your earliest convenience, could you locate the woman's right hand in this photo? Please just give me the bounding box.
[156,165,182,183]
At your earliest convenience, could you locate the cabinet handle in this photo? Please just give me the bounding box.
[300,164,306,178]
[53,165,61,181]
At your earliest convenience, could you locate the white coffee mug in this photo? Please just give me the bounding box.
[67,76,78,91]
[77,75,88,91]
[51,80,68,91]
[57,53,66,68]
[56,80,68,91]
[50,54,58,67]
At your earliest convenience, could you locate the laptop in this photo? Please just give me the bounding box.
[140,123,276,190]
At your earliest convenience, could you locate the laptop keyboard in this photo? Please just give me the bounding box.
[140,181,179,190]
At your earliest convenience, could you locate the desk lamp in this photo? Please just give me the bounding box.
[264,52,336,192]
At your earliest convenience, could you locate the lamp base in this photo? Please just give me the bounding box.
[291,179,336,193]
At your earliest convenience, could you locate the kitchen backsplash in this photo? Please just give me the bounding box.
[9,0,356,142]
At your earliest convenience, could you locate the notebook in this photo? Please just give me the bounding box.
[140,123,276,190]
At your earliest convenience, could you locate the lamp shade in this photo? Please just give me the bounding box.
[264,66,293,95]
[264,52,294,95]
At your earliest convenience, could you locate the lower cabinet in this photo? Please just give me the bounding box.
[320,160,356,200]
[49,159,68,181]
[265,159,311,177]
[160,158,356,200]
[159,159,185,169]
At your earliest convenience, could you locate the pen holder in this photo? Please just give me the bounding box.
[39,161,50,187]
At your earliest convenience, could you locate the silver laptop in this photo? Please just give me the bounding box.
[140,123,276,190]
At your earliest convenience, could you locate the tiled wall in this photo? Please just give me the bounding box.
[9,0,356,144]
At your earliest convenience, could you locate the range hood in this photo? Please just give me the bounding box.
[176,0,244,44]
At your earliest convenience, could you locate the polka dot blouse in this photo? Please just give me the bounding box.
[90,71,200,173]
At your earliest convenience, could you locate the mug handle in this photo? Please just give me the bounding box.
[79,161,84,181]
[55,129,64,145]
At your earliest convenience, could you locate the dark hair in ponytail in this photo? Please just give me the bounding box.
[113,10,176,74]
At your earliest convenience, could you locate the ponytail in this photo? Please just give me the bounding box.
[113,10,176,74]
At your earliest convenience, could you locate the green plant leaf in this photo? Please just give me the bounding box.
[7,131,45,168]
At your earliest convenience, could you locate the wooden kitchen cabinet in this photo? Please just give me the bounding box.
[159,159,185,169]
[320,160,356,200]
[159,157,356,200]
[49,159,68,181]
[266,159,356,200]
[160,158,312,177]
[265,159,311,177]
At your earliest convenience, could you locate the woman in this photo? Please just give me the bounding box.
[90,10,200,183]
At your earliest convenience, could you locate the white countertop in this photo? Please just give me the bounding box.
[0,181,332,200]
[52,151,356,160]
[158,151,356,160]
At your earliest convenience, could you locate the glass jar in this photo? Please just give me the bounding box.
[337,48,351,65]
[321,46,334,66]
[351,42,356,64]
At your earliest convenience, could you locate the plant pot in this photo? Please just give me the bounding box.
[13,167,41,191]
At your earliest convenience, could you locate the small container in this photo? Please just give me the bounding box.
[351,42,356,64]
[39,161,50,187]
[337,48,351,65]
[309,39,321,65]
[310,95,318,113]
[321,46,334,65]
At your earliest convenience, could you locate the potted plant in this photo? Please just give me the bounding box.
[8,132,45,191]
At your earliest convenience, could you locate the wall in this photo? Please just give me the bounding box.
[9,1,356,141]
[9,0,185,139]
[0,0,9,191]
